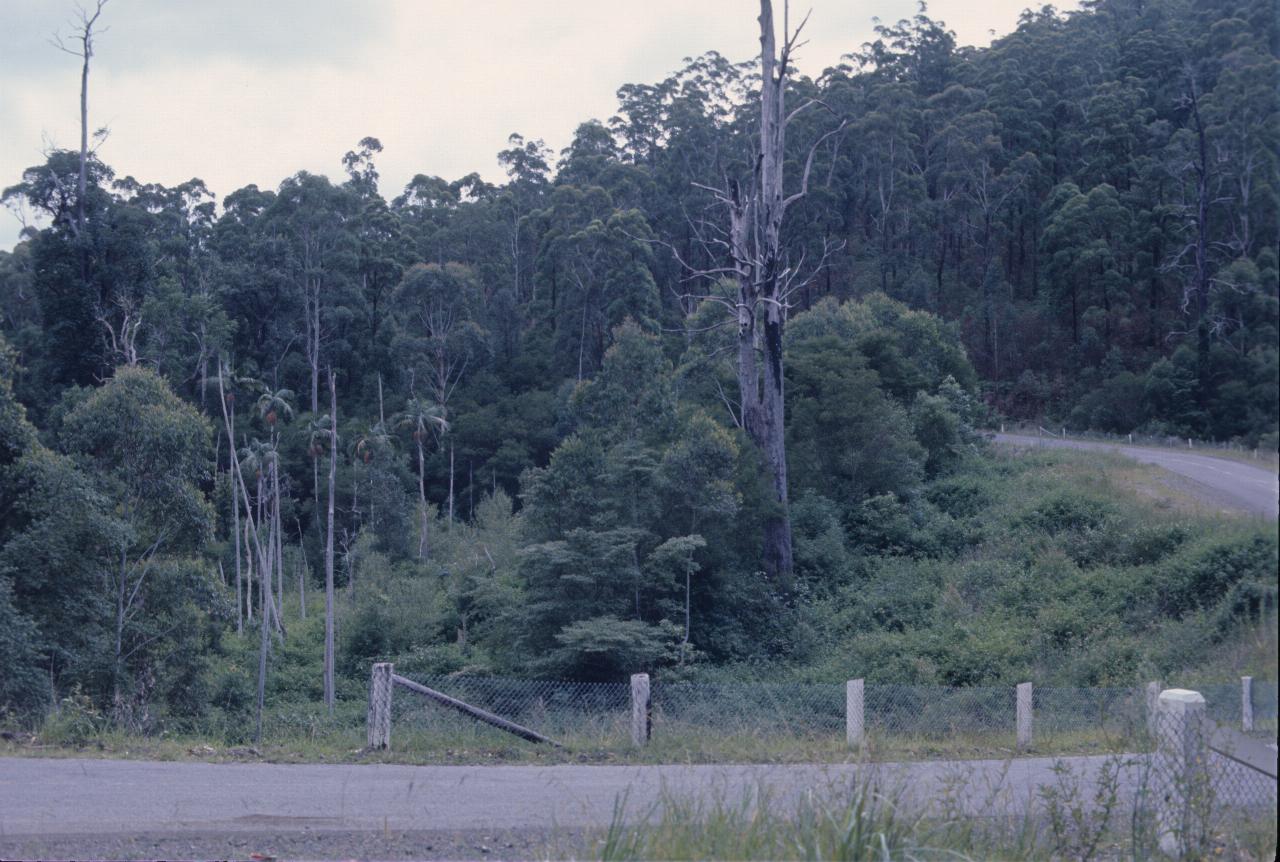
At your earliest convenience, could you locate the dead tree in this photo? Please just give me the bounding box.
[677,1,846,578]
[51,0,108,238]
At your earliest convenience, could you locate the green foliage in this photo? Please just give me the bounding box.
[0,577,47,718]
[39,686,106,745]
[785,334,925,504]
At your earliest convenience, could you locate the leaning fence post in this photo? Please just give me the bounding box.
[846,678,865,749]
[1016,682,1033,749]
[630,673,651,746]
[1154,688,1209,859]
[367,662,394,750]
[1241,676,1254,732]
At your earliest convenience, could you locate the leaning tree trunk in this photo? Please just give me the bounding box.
[323,370,337,712]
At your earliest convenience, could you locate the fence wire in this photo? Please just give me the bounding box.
[381,671,1276,812]
[389,675,631,746]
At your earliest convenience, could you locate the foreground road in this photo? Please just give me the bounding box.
[0,754,1126,838]
[995,433,1279,519]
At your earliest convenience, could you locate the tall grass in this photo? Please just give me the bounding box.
[593,756,1278,861]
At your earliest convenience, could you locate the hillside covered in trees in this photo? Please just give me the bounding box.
[1,0,1276,734]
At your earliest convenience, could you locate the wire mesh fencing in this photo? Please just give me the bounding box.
[1198,679,1278,732]
[388,674,632,748]
[377,669,1276,787]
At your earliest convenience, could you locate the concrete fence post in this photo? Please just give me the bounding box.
[367,662,394,750]
[1154,688,1210,859]
[1016,682,1033,749]
[1241,676,1254,732]
[630,673,651,746]
[846,678,865,749]
[1145,680,1161,736]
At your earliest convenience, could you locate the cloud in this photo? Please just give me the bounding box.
[0,0,388,79]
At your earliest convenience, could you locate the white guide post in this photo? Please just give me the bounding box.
[1016,682,1033,749]
[1154,688,1209,859]
[367,662,394,750]
[630,673,651,746]
[846,678,865,749]
[1241,676,1253,733]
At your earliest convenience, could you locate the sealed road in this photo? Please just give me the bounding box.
[0,754,1129,837]
[995,433,1278,519]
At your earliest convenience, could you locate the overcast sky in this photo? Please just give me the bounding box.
[0,0,1081,251]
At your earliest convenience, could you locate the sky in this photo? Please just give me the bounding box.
[0,0,1081,251]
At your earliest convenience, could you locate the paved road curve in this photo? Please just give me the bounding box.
[0,754,1128,838]
[995,433,1278,520]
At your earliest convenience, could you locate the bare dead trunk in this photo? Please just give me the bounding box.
[724,0,797,579]
[447,440,455,527]
[74,6,104,236]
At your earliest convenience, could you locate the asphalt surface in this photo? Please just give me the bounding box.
[0,754,1130,838]
[995,433,1279,520]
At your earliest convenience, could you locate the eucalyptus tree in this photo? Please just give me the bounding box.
[391,262,488,522]
[268,173,359,415]
[61,366,214,706]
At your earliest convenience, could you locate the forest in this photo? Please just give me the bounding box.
[0,0,1276,738]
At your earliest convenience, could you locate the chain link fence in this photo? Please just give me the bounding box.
[389,675,632,748]
[379,672,1273,773]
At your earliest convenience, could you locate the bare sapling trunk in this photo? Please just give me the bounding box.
[295,520,307,620]
[324,369,338,711]
[255,565,269,743]
[230,408,243,634]
[416,436,429,558]
[273,458,284,628]
[244,518,254,622]
[448,440,455,527]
